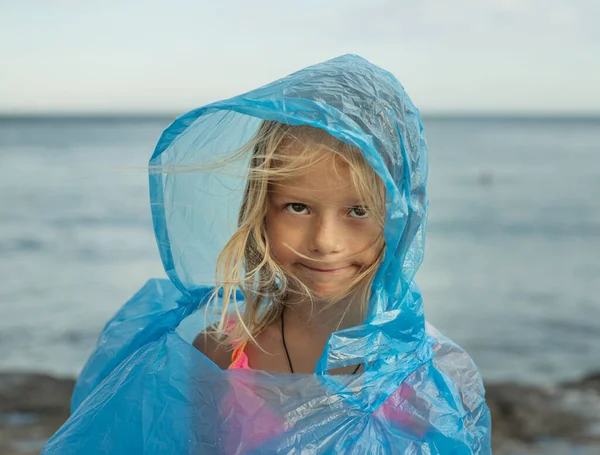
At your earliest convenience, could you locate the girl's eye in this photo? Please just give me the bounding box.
[349,206,369,218]
[284,203,310,215]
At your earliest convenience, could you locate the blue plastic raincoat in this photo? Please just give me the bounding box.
[42,55,492,454]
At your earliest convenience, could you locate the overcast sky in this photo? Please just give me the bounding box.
[1,0,598,114]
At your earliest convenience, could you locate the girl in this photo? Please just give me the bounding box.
[194,121,385,376]
[43,55,492,454]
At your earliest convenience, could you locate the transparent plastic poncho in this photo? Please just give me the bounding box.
[42,55,492,454]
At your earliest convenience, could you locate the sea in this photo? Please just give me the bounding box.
[0,115,599,386]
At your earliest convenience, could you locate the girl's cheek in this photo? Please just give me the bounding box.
[279,214,308,233]
[266,212,290,235]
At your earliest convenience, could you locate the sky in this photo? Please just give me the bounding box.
[1,0,598,114]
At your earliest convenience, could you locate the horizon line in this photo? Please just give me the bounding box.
[1,110,599,120]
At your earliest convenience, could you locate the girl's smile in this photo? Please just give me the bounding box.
[298,262,357,274]
[300,264,351,273]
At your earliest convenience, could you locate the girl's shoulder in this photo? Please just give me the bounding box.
[192,323,234,370]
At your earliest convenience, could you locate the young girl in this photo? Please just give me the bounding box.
[43,55,492,454]
[194,121,385,376]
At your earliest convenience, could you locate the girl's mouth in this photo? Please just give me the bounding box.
[299,263,353,274]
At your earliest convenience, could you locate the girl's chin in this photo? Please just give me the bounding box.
[283,271,360,300]
[302,284,351,301]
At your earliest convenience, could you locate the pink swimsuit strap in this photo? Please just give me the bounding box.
[229,342,250,369]
[226,320,250,370]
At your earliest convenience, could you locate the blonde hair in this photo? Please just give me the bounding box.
[206,120,386,347]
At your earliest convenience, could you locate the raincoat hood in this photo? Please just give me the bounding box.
[42,55,491,455]
[149,54,428,371]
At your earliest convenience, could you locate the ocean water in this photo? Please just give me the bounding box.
[0,115,598,384]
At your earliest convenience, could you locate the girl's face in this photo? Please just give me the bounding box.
[265,151,383,300]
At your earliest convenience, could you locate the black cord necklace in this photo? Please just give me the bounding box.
[281,311,361,375]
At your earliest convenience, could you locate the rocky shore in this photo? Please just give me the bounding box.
[0,374,72,455]
[1,372,599,455]
[486,373,600,454]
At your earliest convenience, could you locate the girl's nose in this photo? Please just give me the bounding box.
[309,215,343,255]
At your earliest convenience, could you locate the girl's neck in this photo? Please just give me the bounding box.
[282,291,364,336]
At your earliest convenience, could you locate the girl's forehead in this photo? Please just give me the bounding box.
[274,141,351,173]
[269,166,361,204]
[267,136,377,204]
[274,151,352,184]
